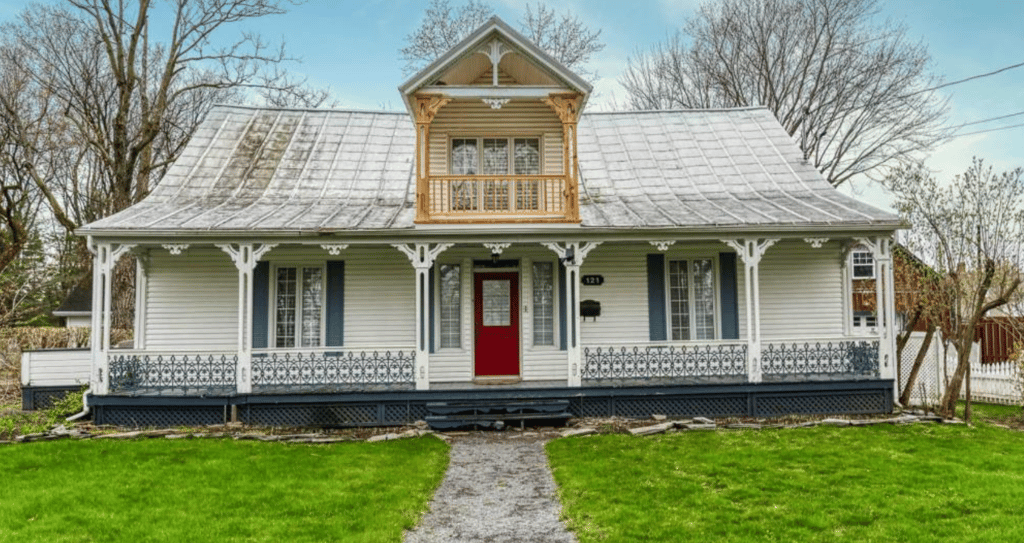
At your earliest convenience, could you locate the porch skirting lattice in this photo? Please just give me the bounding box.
[88,380,894,427]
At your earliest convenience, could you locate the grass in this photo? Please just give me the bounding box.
[548,422,1024,542]
[957,401,1023,426]
[0,436,448,542]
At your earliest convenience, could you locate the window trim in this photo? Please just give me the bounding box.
[435,262,464,351]
[449,136,543,175]
[664,255,721,341]
[530,260,560,349]
[851,250,875,279]
[269,263,327,349]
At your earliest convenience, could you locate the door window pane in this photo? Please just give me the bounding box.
[482,280,511,326]
[301,267,322,347]
[440,264,461,348]
[692,259,715,340]
[482,139,509,175]
[513,139,540,175]
[275,266,323,348]
[532,262,554,345]
[669,259,717,341]
[275,268,297,348]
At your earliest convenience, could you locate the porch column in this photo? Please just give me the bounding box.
[722,238,778,384]
[544,241,601,387]
[394,243,453,390]
[133,250,150,350]
[218,243,277,394]
[857,236,896,384]
[413,95,451,222]
[543,93,583,222]
[88,239,136,395]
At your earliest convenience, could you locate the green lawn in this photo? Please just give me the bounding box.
[548,422,1024,542]
[0,437,448,543]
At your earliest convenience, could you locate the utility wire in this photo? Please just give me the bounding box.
[898,60,1024,99]
[953,121,1024,138]
[954,110,1024,129]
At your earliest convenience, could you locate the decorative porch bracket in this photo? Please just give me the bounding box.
[855,236,896,383]
[217,243,277,394]
[89,239,137,395]
[544,241,601,387]
[721,238,779,383]
[394,243,453,390]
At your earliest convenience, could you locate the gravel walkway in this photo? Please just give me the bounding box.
[404,431,577,543]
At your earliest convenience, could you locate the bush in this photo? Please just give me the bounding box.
[0,327,131,385]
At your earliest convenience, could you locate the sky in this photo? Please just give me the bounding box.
[1,0,1022,212]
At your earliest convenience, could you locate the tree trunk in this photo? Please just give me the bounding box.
[899,324,936,407]
[939,337,974,417]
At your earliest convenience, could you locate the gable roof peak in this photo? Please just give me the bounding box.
[398,14,591,115]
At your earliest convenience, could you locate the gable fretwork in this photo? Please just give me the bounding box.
[400,17,591,224]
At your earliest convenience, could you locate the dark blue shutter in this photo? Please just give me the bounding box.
[647,254,666,341]
[429,266,436,354]
[326,261,345,346]
[719,252,739,340]
[252,262,269,349]
[558,263,567,351]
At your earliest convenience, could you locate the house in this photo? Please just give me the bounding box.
[52,280,92,328]
[63,17,900,426]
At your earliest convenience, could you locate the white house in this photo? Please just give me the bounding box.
[66,17,900,426]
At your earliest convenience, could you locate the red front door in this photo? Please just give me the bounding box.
[474,272,520,377]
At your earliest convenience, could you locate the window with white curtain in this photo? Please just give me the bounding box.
[668,258,717,341]
[439,264,461,348]
[274,266,324,348]
[532,261,555,346]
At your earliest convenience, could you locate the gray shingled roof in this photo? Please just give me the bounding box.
[80,104,897,235]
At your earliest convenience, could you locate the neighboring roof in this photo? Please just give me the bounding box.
[80,105,899,235]
[54,279,92,316]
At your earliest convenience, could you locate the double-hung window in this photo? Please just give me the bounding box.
[668,258,717,340]
[532,261,556,346]
[438,264,461,348]
[274,265,324,348]
[450,137,541,211]
[852,250,874,279]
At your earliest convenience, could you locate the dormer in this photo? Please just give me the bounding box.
[399,17,592,224]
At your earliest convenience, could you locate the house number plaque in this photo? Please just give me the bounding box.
[581,275,604,286]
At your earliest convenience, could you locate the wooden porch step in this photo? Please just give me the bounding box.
[424,399,572,430]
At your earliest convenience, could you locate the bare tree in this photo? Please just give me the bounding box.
[401,0,604,81]
[622,0,947,187]
[887,159,1024,418]
[0,1,329,327]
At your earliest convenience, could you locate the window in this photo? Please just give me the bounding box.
[274,266,324,348]
[668,258,717,340]
[852,250,874,279]
[439,264,461,348]
[852,311,877,329]
[532,261,555,346]
[450,138,541,211]
[451,138,540,175]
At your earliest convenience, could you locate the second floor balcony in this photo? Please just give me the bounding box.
[424,174,571,221]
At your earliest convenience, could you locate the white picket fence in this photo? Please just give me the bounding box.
[898,332,1022,406]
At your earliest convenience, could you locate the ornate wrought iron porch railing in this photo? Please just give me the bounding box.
[108,352,237,394]
[582,342,748,381]
[427,175,567,218]
[761,339,880,378]
[251,348,415,389]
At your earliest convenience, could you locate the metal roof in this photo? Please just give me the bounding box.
[80,104,898,235]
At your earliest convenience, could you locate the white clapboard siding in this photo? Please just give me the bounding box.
[523,349,568,381]
[145,248,238,350]
[429,99,563,175]
[22,349,91,387]
[759,241,844,339]
[579,242,749,344]
[262,245,417,348]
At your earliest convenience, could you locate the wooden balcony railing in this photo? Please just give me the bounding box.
[426,175,569,221]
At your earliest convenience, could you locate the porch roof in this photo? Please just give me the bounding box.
[79,105,899,236]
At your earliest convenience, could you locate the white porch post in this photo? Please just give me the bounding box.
[857,236,896,384]
[89,240,136,395]
[218,243,277,394]
[722,238,777,384]
[394,243,453,390]
[544,241,601,387]
[133,251,150,350]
